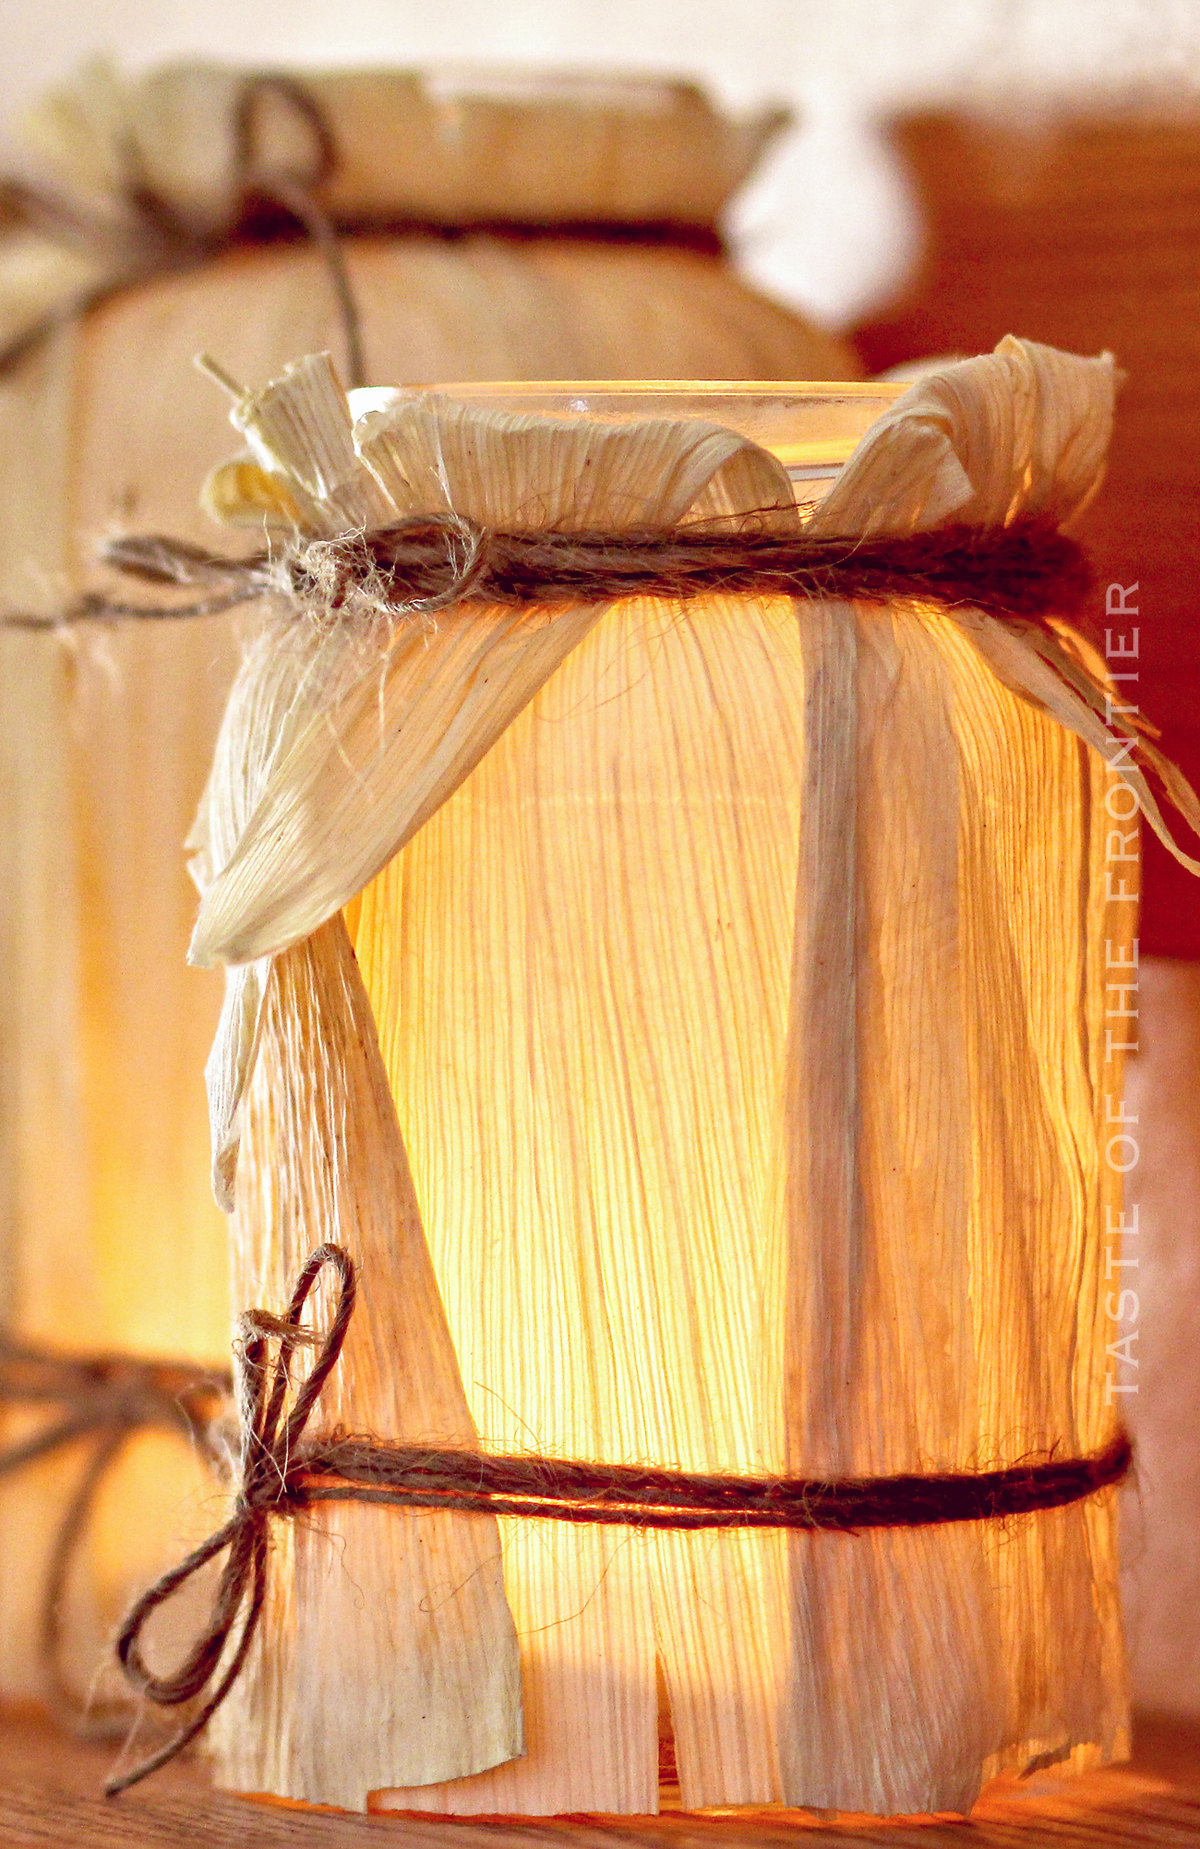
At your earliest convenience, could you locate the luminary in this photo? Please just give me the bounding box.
[0,59,853,1707]
[164,334,1180,1817]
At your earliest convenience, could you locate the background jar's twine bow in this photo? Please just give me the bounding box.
[104,1243,1131,1798]
[0,74,366,385]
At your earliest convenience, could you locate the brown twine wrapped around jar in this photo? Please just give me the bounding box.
[102,1245,1132,1798]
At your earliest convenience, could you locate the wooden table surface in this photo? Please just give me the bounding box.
[1,1706,1198,1847]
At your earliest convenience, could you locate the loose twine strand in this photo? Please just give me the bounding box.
[101,1243,1130,1798]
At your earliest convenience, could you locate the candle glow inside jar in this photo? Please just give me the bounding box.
[184,347,1133,1816]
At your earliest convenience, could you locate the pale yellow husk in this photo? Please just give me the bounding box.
[189,335,1149,1812]
[0,58,858,1714]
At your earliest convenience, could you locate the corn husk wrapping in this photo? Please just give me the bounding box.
[0,60,859,1709]
[188,336,1135,1813]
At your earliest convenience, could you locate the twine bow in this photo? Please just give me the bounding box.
[105,1242,355,1797]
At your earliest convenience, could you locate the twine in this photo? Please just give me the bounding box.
[0,1342,229,1736]
[28,505,1200,860]
[5,512,1094,632]
[105,1243,1131,1798]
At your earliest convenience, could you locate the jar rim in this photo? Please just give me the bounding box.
[348,381,903,487]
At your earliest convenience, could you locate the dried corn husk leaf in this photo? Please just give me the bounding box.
[207,913,523,1805]
[188,365,798,1163]
[811,337,1200,872]
[229,354,395,536]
